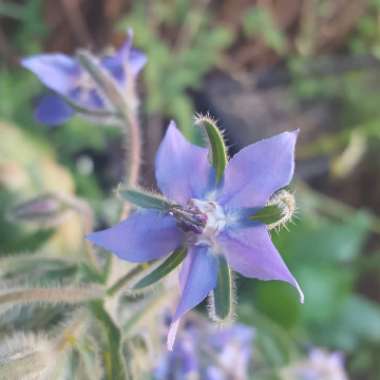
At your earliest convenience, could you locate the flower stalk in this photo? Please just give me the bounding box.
[0,285,104,310]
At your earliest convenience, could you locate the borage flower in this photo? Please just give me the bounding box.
[87,119,304,349]
[21,31,146,125]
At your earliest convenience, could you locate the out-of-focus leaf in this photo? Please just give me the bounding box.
[273,211,371,264]
[239,303,298,368]
[254,282,301,329]
[296,266,354,324]
[317,295,380,351]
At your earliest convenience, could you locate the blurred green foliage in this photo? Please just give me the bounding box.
[118,0,233,138]
[243,7,286,54]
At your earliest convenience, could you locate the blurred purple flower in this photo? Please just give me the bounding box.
[87,122,303,348]
[21,31,146,125]
[281,348,349,380]
[154,318,254,380]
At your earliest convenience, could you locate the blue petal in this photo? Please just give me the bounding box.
[218,224,304,303]
[218,130,299,209]
[175,247,218,320]
[127,48,147,75]
[101,55,125,84]
[34,94,74,125]
[168,246,217,345]
[68,87,105,110]
[21,54,79,96]
[155,122,213,204]
[101,33,147,84]
[115,31,147,76]
[86,211,183,262]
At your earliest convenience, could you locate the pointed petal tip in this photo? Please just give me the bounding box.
[161,120,180,143]
[126,27,134,40]
[167,120,178,132]
[292,128,300,136]
[294,280,304,304]
[285,128,300,141]
[167,320,180,351]
[20,56,35,70]
[85,231,99,245]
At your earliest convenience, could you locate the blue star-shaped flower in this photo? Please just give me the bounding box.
[87,122,304,348]
[21,32,146,125]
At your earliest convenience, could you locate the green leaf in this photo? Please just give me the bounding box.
[211,255,234,321]
[314,295,380,351]
[195,115,228,183]
[254,282,301,329]
[133,247,187,289]
[119,187,173,210]
[250,204,283,225]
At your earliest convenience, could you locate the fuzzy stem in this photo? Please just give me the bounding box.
[119,109,142,219]
[0,286,104,308]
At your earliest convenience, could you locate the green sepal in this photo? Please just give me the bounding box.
[64,95,117,119]
[76,50,126,112]
[211,255,234,321]
[196,115,228,183]
[133,247,187,289]
[250,204,283,225]
[119,187,173,211]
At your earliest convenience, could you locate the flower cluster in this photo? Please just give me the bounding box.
[87,120,303,348]
[154,315,254,380]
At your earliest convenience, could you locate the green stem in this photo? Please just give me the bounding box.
[106,263,153,297]
[89,301,126,380]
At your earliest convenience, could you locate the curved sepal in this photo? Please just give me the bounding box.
[195,114,228,184]
[209,255,234,322]
[133,247,187,289]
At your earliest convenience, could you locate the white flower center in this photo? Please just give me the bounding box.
[191,199,226,246]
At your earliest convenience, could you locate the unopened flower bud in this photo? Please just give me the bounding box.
[8,193,70,227]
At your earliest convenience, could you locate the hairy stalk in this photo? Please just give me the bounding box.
[77,51,142,193]
[119,109,141,216]
[77,51,144,294]
[119,61,142,191]
[0,285,104,309]
[89,301,126,380]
